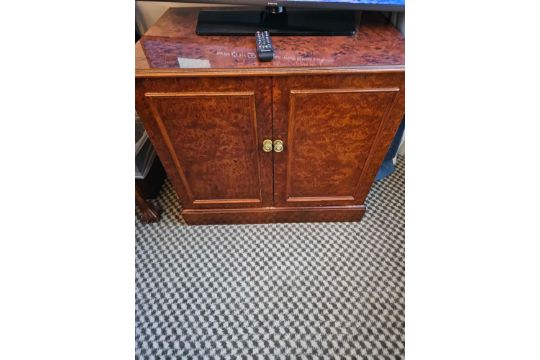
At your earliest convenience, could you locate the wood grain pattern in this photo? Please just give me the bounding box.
[136,77,274,209]
[135,7,405,224]
[146,91,263,204]
[273,74,404,208]
[136,8,404,77]
[181,205,366,225]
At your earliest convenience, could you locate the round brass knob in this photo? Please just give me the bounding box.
[273,139,284,153]
[262,139,273,152]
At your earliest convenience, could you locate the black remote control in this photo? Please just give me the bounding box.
[255,31,274,62]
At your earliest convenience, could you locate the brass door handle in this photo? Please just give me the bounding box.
[273,139,284,153]
[262,139,273,152]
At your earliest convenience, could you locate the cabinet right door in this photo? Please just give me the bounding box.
[272,73,405,208]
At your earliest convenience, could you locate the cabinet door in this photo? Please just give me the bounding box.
[136,77,273,209]
[272,74,405,207]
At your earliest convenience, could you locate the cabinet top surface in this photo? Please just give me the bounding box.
[136,8,404,76]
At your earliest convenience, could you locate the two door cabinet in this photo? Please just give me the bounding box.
[135,8,405,224]
[135,72,404,224]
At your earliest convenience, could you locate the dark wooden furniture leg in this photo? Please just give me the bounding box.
[136,183,160,223]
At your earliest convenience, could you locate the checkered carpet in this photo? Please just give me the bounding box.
[136,156,405,359]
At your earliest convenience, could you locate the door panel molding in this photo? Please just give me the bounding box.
[145,90,266,207]
[285,87,400,204]
[273,74,405,208]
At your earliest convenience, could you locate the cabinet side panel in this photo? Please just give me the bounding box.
[353,79,405,203]
[136,79,192,208]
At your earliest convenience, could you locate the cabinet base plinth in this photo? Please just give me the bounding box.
[181,205,366,225]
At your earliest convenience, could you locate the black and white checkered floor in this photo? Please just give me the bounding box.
[136,156,404,360]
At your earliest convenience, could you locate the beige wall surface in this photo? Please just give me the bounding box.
[136,2,233,34]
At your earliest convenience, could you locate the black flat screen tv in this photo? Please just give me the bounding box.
[183,0,404,11]
[144,0,404,35]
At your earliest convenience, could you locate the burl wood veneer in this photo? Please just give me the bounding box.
[136,8,405,224]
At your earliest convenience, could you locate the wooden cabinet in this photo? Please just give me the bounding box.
[135,8,405,224]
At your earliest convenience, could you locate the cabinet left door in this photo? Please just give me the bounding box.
[135,77,274,210]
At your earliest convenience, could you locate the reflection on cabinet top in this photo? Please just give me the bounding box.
[136,8,404,77]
